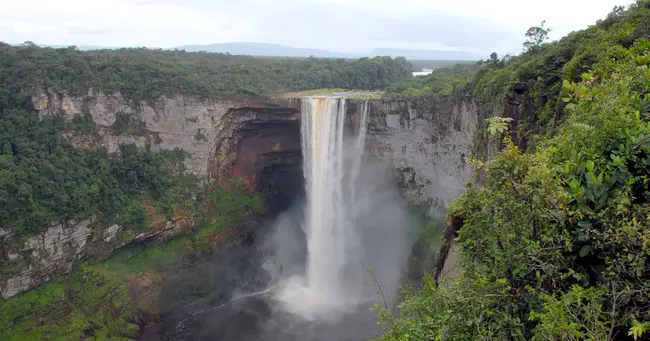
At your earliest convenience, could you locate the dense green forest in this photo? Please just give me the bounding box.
[0,43,412,104]
[385,62,483,99]
[388,1,650,148]
[380,1,650,340]
[408,59,476,72]
[0,108,196,238]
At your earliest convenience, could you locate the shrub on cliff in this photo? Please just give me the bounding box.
[379,3,650,340]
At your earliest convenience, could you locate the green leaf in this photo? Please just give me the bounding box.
[629,319,649,341]
[579,245,591,257]
[576,233,588,242]
[577,220,592,228]
[586,160,595,173]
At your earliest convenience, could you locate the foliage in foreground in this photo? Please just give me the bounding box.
[380,5,650,341]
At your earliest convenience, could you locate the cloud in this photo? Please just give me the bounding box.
[174,0,521,53]
[66,26,112,36]
[0,0,629,55]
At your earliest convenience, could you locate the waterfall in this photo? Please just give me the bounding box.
[278,97,371,317]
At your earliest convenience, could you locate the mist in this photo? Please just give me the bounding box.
[267,98,418,323]
[266,149,417,317]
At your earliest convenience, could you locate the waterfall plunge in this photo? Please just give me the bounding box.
[277,98,373,318]
[302,98,369,302]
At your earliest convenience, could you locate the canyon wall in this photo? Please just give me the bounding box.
[31,91,482,212]
[362,97,482,282]
[0,217,189,299]
[30,91,301,177]
[364,98,479,212]
[2,91,485,298]
[1,91,302,299]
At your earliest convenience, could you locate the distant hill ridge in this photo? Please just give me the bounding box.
[26,41,485,60]
[174,42,486,60]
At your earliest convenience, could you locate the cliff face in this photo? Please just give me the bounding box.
[0,92,302,299]
[0,217,188,299]
[2,91,484,299]
[365,98,478,212]
[33,91,482,214]
[31,91,301,177]
[31,92,480,211]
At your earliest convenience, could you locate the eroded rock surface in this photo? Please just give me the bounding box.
[365,99,478,211]
[0,218,188,299]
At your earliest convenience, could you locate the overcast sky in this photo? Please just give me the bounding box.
[0,0,633,55]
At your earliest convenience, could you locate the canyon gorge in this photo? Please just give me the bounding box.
[0,89,483,300]
[4,4,650,339]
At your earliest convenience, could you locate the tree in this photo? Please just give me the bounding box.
[523,20,551,51]
[488,52,500,64]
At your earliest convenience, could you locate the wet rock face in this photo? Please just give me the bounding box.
[363,98,478,212]
[255,151,304,214]
[226,109,304,213]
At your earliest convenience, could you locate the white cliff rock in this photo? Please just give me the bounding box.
[366,99,478,211]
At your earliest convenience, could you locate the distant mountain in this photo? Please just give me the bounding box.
[28,41,484,62]
[175,42,350,58]
[371,48,484,61]
[174,42,485,60]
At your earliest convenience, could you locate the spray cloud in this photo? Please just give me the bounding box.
[269,97,415,321]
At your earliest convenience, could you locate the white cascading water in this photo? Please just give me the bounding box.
[278,97,371,318]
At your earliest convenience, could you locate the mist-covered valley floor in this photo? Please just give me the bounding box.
[139,201,419,341]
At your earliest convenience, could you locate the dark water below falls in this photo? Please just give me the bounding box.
[162,295,382,341]
[138,241,385,341]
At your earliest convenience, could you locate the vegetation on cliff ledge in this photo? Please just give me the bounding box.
[379,2,650,340]
[0,179,263,341]
[0,108,196,238]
